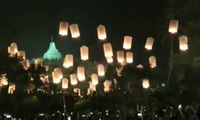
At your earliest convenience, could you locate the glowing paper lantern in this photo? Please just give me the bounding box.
[142,78,150,89]
[52,68,63,84]
[149,56,156,68]
[103,43,113,57]
[18,50,26,60]
[97,24,107,40]
[35,58,43,68]
[63,54,73,68]
[0,75,8,86]
[77,67,85,81]
[126,52,133,63]
[69,24,80,38]
[106,56,113,63]
[145,37,154,50]
[62,78,69,89]
[117,51,125,64]
[8,84,15,94]
[8,42,18,56]
[179,35,188,51]
[97,64,105,76]
[73,88,81,96]
[123,36,132,50]
[80,45,89,61]
[70,74,78,85]
[59,21,68,36]
[169,20,178,34]
[91,74,98,85]
[103,80,112,93]
[89,82,96,91]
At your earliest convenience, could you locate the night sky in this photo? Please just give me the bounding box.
[0,0,167,63]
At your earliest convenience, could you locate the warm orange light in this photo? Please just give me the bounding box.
[179,35,188,51]
[145,37,154,50]
[59,21,68,36]
[69,24,80,38]
[149,56,156,68]
[91,74,98,85]
[80,45,89,61]
[52,68,63,84]
[63,54,73,68]
[77,67,85,81]
[126,52,133,63]
[103,80,112,93]
[142,78,150,89]
[169,20,178,34]
[97,64,105,76]
[70,74,78,85]
[123,36,132,50]
[62,78,69,89]
[117,51,125,64]
[18,50,26,60]
[103,43,113,57]
[97,24,107,40]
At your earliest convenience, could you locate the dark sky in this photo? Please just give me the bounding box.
[0,0,167,63]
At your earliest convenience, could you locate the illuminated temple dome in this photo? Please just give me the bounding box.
[43,40,62,60]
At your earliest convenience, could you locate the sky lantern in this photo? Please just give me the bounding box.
[103,80,112,93]
[69,24,80,38]
[97,64,105,76]
[142,78,150,89]
[103,43,113,57]
[70,74,78,85]
[77,67,85,81]
[89,82,96,91]
[35,58,43,68]
[52,68,63,84]
[179,35,188,51]
[8,42,18,56]
[91,73,98,85]
[97,24,107,40]
[117,51,125,64]
[169,19,178,34]
[63,54,73,68]
[106,56,113,63]
[0,74,8,86]
[73,88,81,96]
[59,21,68,36]
[62,78,69,89]
[80,45,89,61]
[123,36,132,50]
[145,37,154,50]
[18,50,26,60]
[8,84,15,94]
[126,52,133,63]
[149,55,157,68]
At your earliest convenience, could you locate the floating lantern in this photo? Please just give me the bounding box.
[106,56,113,63]
[18,50,26,60]
[35,58,43,68]
[63,54,73,68]
[169,20,178,34]
[8,84,15,94]
[0,74,8,86]
[91,74,98,85]
[73,88,81,96]
[52,68,63,84]
[97,64,105,76]
[126,52,133,63]
[136,64,144,69]
[123,36,132,50]
[142,78,150,89]
[70,74,78,85]
[103,43,113,57]
[179,35,188,51]
[59,21,68,36]
[149,56,157,68]
[77,67,85,81]
[8,42,18,56]
[103,80,112,93]
[117,51,125,64]
[62,78,69,89]
[80,45,89,61]
[145,37,154,50]
[69,24,80,38]
[97,24,107,40]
